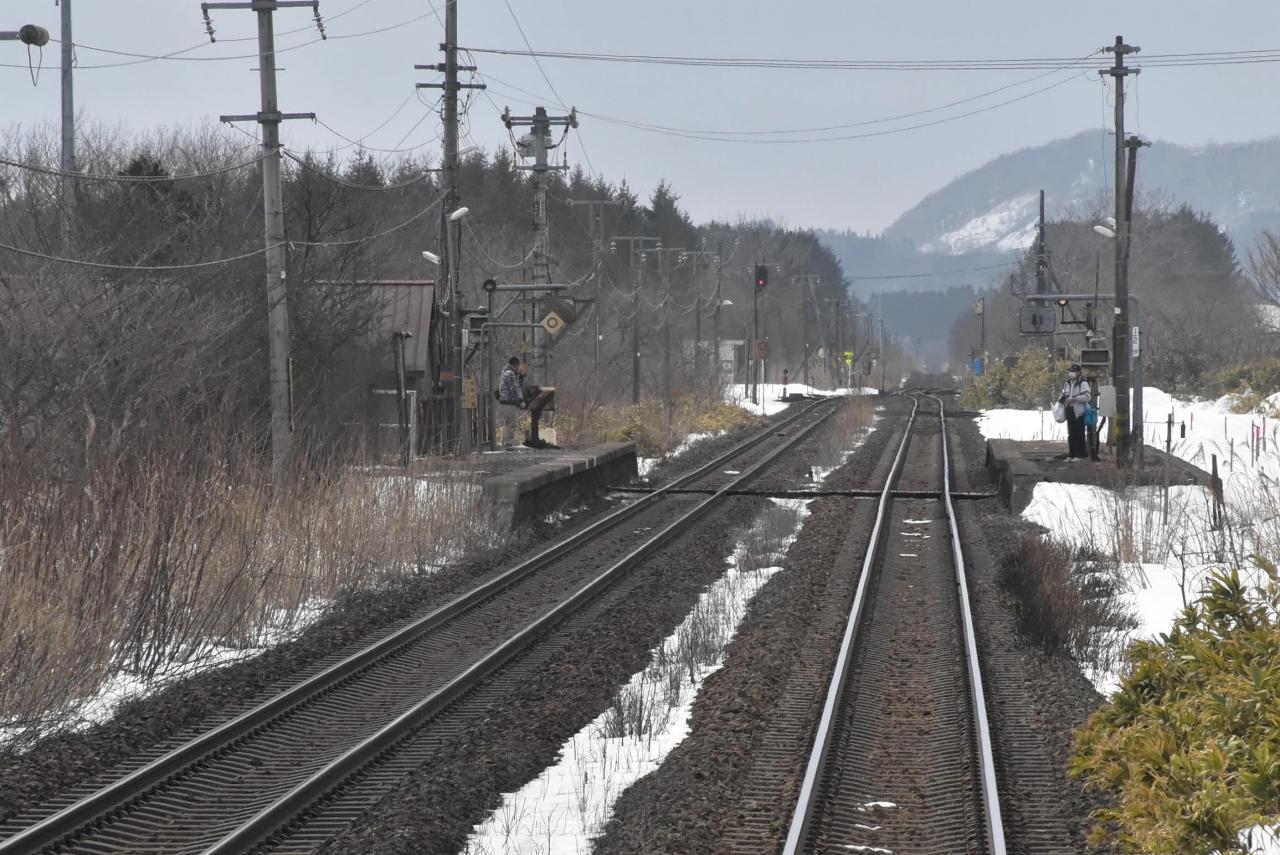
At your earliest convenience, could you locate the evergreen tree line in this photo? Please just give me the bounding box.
[948,202,1272,394]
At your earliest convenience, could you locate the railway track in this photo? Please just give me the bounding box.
[0,396,842,855]
[779,392,1005,854]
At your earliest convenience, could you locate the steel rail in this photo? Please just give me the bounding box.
[932,392,1007,853]
[0,396,839,855]
[781,396,919,854]
[781,394,1008,854]
[200,397,844,854]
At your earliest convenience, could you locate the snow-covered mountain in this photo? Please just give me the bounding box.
[884,130,1280,257]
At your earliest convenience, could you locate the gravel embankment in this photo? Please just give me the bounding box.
[596,395,1115,853]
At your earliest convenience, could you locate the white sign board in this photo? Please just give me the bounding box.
[1131,325,1141,358]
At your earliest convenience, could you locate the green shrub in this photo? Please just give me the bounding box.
[1216,357,1280,401]
[959,346,1065,409]
[1069,560,1280,854]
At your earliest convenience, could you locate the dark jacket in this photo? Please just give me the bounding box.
[498,365,525,405]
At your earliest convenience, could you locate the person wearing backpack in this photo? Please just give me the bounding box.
[1059,363,1093,461]
[495,356,527,448]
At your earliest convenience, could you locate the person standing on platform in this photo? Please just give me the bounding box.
[1060,363,1092,461]
[496,356,527,448]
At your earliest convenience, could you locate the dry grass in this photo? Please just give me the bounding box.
[554,394,761,456]
[0,450,500,746]
[999,535,1139,677]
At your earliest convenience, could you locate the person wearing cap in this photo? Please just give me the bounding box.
[1059,363,1092,460]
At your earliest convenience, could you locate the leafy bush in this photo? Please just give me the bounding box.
[960,345,1065,410]
[1070,561,1280,854]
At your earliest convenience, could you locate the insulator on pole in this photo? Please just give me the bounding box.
[19,24,50,46]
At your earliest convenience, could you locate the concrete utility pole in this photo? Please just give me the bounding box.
[792,274,822,388]
[503,105,577,387]
[418,4,485,453]
[1100,34,1140,466]
[59,0,75,249]
[206,0,323,483]
[1125,134,1151,465]
[611,235,660,403]
[711,237,740,392]
[567,198,619,380]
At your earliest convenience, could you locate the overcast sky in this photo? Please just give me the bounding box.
[4,1,1279,233]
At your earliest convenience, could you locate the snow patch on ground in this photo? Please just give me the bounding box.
[0,601,328,747]
[461,499,813,854]
[637,431,720,477]
[980,390,1280,694]
[724,383,874,418]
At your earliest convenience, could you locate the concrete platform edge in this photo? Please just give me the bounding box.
[482,442,638,528]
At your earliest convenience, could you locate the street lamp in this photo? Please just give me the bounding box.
[0,24,49,46]
[445,206,471,452]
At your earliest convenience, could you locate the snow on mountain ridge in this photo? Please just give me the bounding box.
[920,193,1038,255]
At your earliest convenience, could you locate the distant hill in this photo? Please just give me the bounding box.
[883,130,1280,259]
[817,130,1280,369]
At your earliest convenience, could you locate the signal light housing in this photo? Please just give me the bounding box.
[754,264,768,290]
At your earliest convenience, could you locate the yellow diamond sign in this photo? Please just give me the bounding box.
[540,310,566,337]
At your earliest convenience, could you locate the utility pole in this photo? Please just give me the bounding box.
[58,0,75,249]
[792,274,822,388]
[567,198,619,381]
[1036,189,1049,354]
[710,238,740,393]
[418,7,484,453]
[610,236,660,404]
[880,319,888,391]
[1100,34,1140,466]
[503,105,577,387]
[207,0,323,482]
[1125,134,1150,465]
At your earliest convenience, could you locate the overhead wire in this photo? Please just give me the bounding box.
[491,7,600,180]
[281,149,437,189]
[0,3,441,70]
[480,69,1087,145]
[0,189,446,268]
[0,153,267,182]
[463,45,1280,70]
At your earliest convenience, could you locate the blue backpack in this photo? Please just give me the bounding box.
[1083,404,1098,427]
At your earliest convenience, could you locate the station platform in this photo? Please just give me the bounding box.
[473,442,638,527]
[986,439,1213,514]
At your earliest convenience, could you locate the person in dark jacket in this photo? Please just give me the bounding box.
[496,357,526,448]
[1060,363,1092,460]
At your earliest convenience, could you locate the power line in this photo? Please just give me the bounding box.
[0,153,266,182]
[282,149,437,189]
[850,261,1017,281]
[481,69,1086,145]
[463,44,1280,70]
[0,6,441,70]
[0,191,446,268]
[493,6,599,181]
[0,240,275,270]
[481,56,1095,139]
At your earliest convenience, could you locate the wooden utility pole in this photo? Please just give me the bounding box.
[1101,35,1140,465]
[206,0,323,482]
